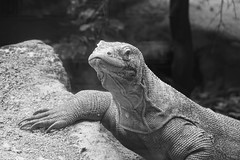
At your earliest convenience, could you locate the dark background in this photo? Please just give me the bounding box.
[1,0,240,119]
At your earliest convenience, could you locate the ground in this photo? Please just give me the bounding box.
[0,40,142,160]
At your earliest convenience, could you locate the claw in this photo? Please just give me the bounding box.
[30,120,53,131]
[20,119,44,130]
[18,118,27,126]
[18,112,50,126]
[33,108,50,115]
[45,120,66,133]
[19,117,35,126]
[18,117,34,126]
[18,108,67,133]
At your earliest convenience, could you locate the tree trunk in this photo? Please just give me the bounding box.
[169,0,195,96]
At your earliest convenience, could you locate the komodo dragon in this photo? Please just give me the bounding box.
[19,40,240,160]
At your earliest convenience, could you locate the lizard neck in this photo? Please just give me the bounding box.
[109,77,145,112]
[110,78,154,133]
[110,64,160,112]
[104,64,163,133]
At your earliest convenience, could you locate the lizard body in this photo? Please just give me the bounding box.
[19,41,240,160]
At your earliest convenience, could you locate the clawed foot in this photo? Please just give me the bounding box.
[19,108,69,133]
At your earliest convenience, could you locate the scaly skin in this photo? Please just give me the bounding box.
[19,40,240,160]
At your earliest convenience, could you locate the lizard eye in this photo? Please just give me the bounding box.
[125,49,130,56]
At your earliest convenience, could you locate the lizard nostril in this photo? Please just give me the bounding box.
[107,52,112,56]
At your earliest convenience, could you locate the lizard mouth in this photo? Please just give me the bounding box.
[89,57,137,80]
[89,57,123,72]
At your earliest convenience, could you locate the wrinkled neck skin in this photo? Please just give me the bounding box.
[101,64,173,133]
[102,72,145,111]
[99,64,155,114]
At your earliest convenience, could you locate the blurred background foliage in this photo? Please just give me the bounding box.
[0,0,240,119]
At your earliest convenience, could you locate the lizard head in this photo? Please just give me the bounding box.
[88,40,145,91]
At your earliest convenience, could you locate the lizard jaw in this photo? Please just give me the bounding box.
[89,57,137,82]
[88,58,105,81]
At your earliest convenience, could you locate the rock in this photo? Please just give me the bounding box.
[58,156,65,160]
[12,147,22,154]
[37,156,50,160]
[0,40,142,160]
[15,156,26,160]
[2,142,11,151]
[0,117,4,123]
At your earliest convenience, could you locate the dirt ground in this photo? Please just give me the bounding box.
[0,40,142,160]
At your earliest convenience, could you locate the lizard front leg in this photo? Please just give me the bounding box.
[162,118,214,160]
[19,90,112,132]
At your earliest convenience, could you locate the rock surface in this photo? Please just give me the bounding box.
[0,40,142,160]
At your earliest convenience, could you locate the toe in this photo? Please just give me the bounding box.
[30,120,54,131]
[20,119,44,130]
[45,120,67,133]
[19,112,51,126]
[33,108,50,115]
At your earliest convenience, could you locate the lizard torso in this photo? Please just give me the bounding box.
[88,41,240,160]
